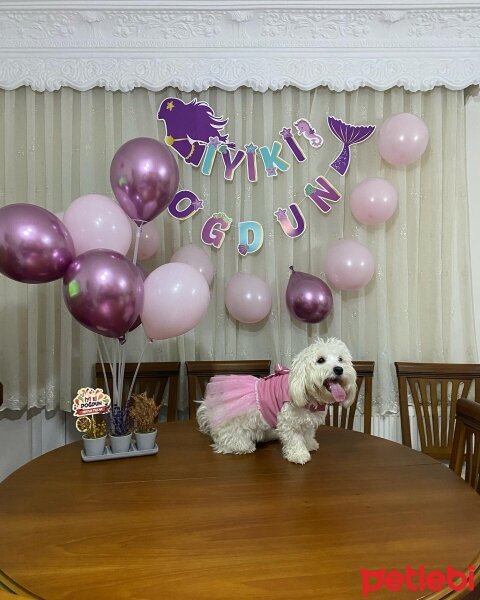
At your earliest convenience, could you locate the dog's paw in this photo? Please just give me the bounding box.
[284,448,311,465]
[305,438,319,452]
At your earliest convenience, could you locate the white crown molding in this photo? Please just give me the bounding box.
[1,1,480,92]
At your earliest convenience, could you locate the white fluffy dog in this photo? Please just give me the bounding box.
[197,338,357,464]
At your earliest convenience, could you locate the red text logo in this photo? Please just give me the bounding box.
[361,566,475,596]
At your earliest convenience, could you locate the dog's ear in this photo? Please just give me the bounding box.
[288,358,309,407]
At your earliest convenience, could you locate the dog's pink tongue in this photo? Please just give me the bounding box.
[330,382,346,403]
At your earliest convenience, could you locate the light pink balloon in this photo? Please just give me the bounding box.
[130,221,160,261]
[170,244,214,285]
[325,240,375,291]
[377,112,429,166]
[141,262,210,340]
[350,178,398,225]
[63,194,132,256]
[225,273,272,324]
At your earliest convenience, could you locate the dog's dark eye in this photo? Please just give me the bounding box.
[338,357,343,362]
[317,357,325,364]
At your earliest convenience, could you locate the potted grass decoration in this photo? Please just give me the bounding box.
[129,392,161,450]
[109,400,133,453]
[77,415,108,457]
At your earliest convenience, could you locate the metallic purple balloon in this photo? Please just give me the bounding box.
[286,267,333,324]
[110,137,179,224]
[128,264,147,333]
[63,250,144,339]
[0,203,75,283]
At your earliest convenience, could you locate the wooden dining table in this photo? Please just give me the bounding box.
[0,421,479,600]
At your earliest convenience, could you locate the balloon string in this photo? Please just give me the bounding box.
[96,337,110,400]
[119,340,126,407]
[112,341,118,407]
[126,340,148,403]
[132,223,144,266]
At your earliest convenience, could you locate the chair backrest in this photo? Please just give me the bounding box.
[95,362,180,421]
[324,361,374,434]
[395,362,480,460]
[449,398,480,493]
[185,360,271,418]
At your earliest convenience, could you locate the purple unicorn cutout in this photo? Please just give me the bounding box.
[328,116,376,176]
[157,98,233,166]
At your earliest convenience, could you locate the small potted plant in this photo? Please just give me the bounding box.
[78,415,107,457]
[109,400,133,453]
[129,392,161,450]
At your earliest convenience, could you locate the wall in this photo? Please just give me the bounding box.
[0,97,479,482]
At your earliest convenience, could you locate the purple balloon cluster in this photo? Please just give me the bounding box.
[0,137,194,341]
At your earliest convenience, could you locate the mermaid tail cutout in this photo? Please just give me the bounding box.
[328,116,375,175]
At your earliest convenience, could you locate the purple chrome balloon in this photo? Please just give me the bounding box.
[110,137,180,224]
[286,267,333,324]
[63,249,144,339]
[0,203,75,284]
[128,264,147,333]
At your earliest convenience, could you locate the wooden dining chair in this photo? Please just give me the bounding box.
[394,362,480,460]
[449,398,480,493]
[95,361,181,421]
[185,360,271,419]
[324,360,374,434]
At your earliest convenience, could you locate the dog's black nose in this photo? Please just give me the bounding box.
[333,366,343,376]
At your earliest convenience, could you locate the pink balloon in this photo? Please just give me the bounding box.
[64,194,132,256]
[170,244,214,285]
[225,273,272,324]
[350,178,398,225]
[325,240,375,291]
[63,249,144,339]
[130,221,160,261]
[377,113,429,166]
[0,204,74,284]
[110,137,179,224]
[141,262,210,340]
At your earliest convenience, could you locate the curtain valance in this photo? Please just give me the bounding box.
[1,1,479,94]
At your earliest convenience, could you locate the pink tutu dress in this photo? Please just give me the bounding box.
[203,367,326,429]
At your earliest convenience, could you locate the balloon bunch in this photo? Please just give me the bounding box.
[287,111,429,324]
[0,137,214,350]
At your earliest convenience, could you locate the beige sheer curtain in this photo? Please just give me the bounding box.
[0,86,476,414]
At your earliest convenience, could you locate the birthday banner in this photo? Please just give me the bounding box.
[157,98,375,255]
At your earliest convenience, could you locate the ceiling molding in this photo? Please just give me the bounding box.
[1,1,480,92]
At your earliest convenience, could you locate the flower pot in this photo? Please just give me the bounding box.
[110,432,132,453]
[135,430,157,451]
[82,434,107,457]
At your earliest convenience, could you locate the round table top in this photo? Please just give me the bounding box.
[0,422,479,600]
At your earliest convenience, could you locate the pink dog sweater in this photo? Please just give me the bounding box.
[203,367,325,428]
